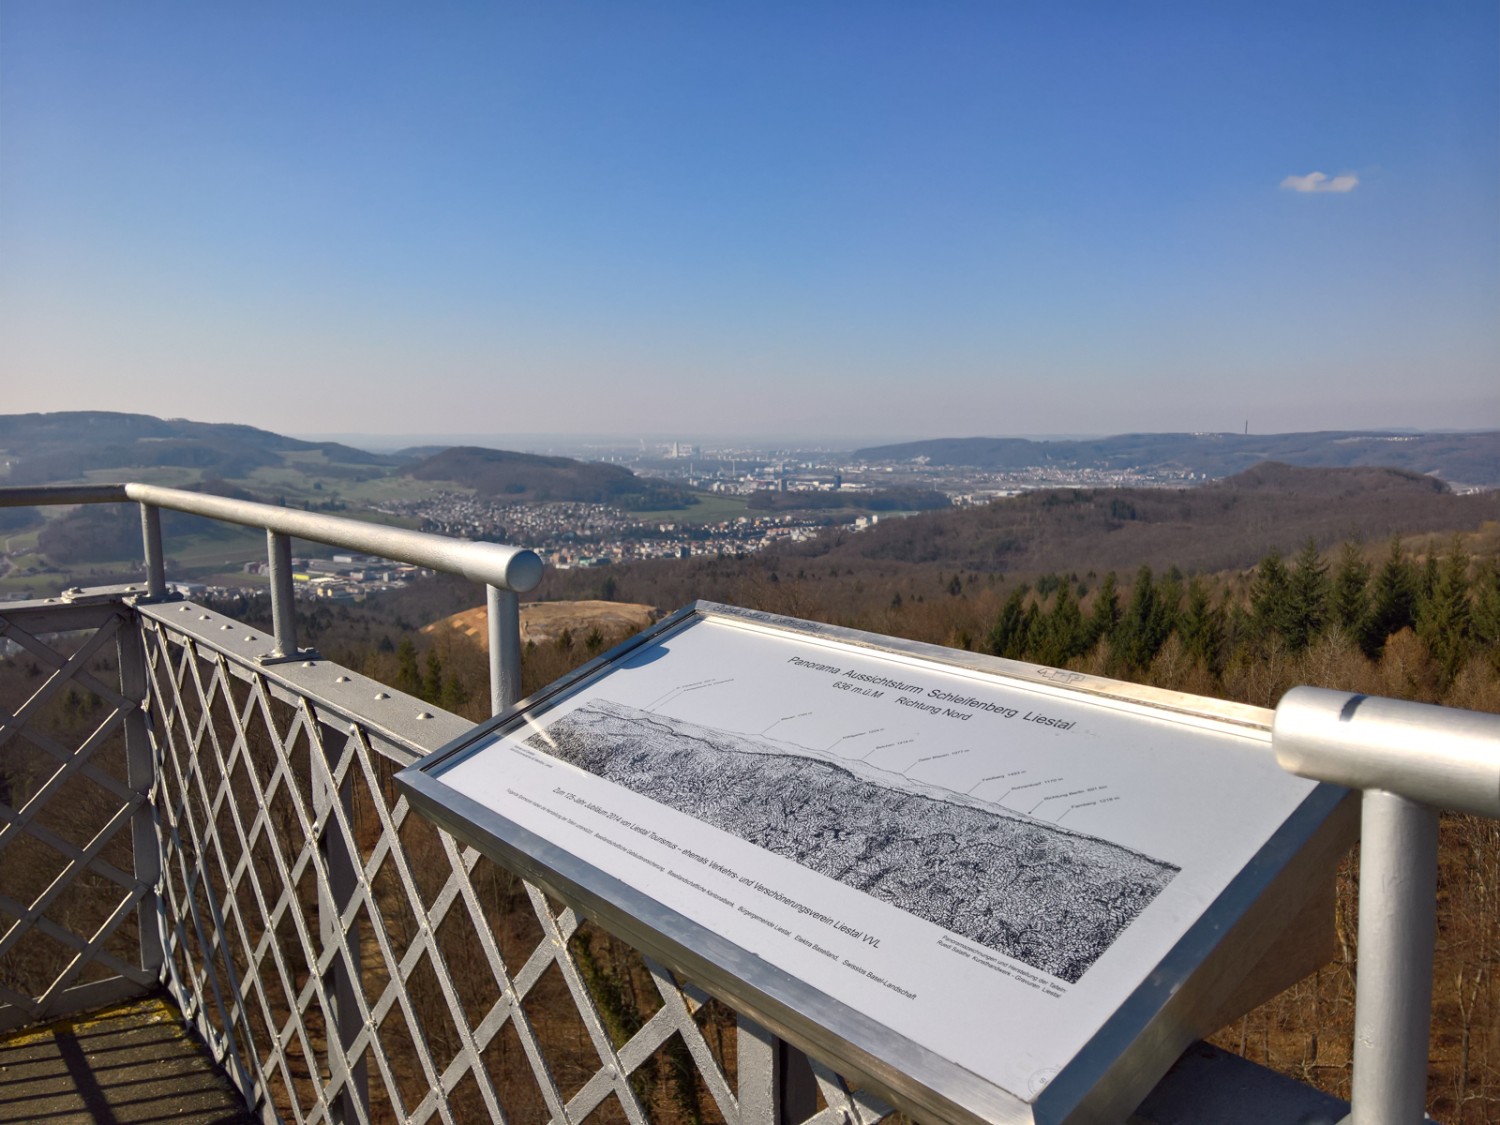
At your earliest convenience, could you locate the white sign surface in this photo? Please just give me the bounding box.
[432,610,1319,1104]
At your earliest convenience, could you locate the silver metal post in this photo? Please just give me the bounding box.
[1272,688,1500,1125]
[117,615,164,978]
[268,530,298,658]
[317,726,369,1123]
[140,503,166,599]
[736,1017,818,1125]
[487,584,522,715]
[1349,789,1438,1125]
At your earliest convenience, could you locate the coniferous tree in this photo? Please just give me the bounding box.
[442,675,471,713]
[1116,566,1172,671]
[395,638,421,696]
[1086,571,1121,649]
[1020,602,1042,660]
[1285,539,1330,651]
[1157,568,1185,639]
[1366,536,1420,656]
[988,586,1031,660]
[1248,547,1291,645]
[423,650,444,703]
[1036,583,1087,668]
[1419,553,1440,607]
[1179,577,1225,672]
[1417,539,1472,683]
[1330,540,1372,643]
[1470,559,1500,671]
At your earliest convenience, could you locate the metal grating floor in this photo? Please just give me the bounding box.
[0,992,255,1125]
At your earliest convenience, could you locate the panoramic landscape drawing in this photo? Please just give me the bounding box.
[527,698,1180,983]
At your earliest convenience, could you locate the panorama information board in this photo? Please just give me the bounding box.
[399,603,1350,1124]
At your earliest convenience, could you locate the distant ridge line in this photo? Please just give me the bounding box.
[852,431,1500,487]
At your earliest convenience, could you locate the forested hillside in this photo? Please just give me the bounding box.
[0,411,392,483]
[406,446,699,509]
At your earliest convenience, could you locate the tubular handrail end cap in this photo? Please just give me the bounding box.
[506,549,544,593]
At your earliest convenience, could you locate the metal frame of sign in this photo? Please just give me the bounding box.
[397,601,1354,1125]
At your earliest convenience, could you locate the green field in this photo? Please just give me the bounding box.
[242,462,451,507]
[627,492,750,523]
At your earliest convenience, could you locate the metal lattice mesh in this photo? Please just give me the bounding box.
[138,613,891,1125]
[0,604,157,1031]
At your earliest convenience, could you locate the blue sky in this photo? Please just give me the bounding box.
[2,2,1495,442]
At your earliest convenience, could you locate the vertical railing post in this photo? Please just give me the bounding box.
[267,530,298,658]
[139,503,166,599]
[487,584,522,715]
[736,1016,818,1125]
[316,726,368,1123]
[1349,788,1438,1125]
[117,610,164,980]
[1272,688,1499,1125]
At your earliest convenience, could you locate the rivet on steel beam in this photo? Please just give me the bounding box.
[374,692,390,700]
[336,675,351,683]
[221,624,233,631]
[302,661,315,667]
[416,712,432,720]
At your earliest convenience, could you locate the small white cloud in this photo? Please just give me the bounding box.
[1281,171,1359,193]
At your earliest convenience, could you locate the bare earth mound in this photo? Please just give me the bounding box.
[423,600,659,648]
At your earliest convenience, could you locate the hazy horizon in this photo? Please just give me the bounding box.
[287,425,1496,457]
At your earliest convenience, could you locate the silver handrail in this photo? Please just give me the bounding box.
[0,482,543,712]
[1273,688,1500,1125]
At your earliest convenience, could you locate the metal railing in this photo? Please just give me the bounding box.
[1273,690,1500,1125]
[1,592,888,1125]
[0,484,542,713]
[0,484,890,1125]
[2,483,1496,1124]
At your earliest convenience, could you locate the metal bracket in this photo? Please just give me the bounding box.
[61,584,181,606]
[255,648,323,666]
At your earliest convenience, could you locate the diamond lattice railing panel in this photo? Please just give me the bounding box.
[0,604,157,1030]
[138,613,894,1125]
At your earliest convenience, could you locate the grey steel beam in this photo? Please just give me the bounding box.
[266,530,299,659]
[487,584,522,715]
[137,599,473,760]
[0,598,132,634]
[735,1017,817,1125]
[1128,1040,1347,1123]
[315,724,369,1124]
[116,614,164,980]
[1348,790,1438,1125]
[140,504,166,599]
[0,485,129,506]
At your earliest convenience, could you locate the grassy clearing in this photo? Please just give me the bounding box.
[242,465,458,508]
[627,493,750,523]
[79,466,204,488]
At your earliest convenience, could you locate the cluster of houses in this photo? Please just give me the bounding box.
[241,554,431,601]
